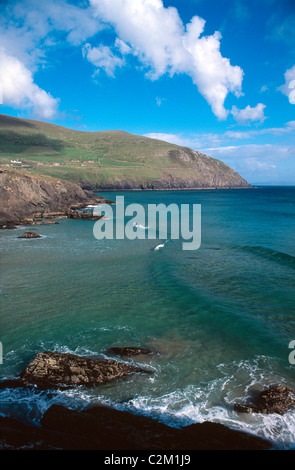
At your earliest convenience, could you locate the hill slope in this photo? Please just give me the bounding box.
[0,114,250,190]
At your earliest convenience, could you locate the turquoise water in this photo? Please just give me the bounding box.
[0,187,295,448]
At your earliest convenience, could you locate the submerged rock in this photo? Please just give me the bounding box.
[18,231,41,239]
[107,346,154,357]
[19,351,151,389]
[234,385,295,415]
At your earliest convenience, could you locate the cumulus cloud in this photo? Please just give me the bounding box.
[89,0,244,119]
[231,103,266,124]
[9,0,101,49]
[0,48,58,118]
[183,17,244,119]
[0,0,102,117]
[0,0,258,120]
[279,65,295,104]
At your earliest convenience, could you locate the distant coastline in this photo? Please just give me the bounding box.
[91,186,256,192]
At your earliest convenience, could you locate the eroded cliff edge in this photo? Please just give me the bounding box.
[0,169,110,227]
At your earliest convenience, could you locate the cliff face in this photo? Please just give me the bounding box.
[86,149,250,191]
[0,170,105,226]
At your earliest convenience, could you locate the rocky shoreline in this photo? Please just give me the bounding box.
[0,404,272,451]
[1,350,294,450]
[0,169,114,229]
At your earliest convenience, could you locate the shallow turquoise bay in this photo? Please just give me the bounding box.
[0,187,295,448]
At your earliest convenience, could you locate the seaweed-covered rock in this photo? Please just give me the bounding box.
[107,346,154,357]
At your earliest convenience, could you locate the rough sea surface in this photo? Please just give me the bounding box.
[0,187,295,449]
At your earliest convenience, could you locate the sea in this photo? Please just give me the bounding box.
[0,186,295,449]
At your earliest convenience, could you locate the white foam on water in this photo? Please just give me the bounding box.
[154,241,169,251]
[120,389,294,449]
[1,350,294,449]
[117,356,295,449]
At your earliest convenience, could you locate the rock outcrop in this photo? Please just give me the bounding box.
[0,169,111,227]
[18,351,151,389]
[18,231,41,239]
[0,351,274,450]
[234,385,295,415]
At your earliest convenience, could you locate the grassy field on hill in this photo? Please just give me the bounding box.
[0,114,250,189]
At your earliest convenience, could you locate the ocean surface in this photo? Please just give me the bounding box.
[0,187,295,449]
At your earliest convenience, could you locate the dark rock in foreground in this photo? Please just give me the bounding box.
[19,351,151,389]
[0,351,273,450]
[0,379,25,389]
[0,404,272,450]
[107,346,154,357]
[18,231,41,239]
[234,385,295,415]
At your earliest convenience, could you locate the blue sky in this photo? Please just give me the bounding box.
[0,0,294,184]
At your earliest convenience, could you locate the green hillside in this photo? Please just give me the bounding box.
[0,114,250,190]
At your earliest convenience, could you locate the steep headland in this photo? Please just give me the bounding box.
[0,169,110,227]
[0,114,250,191]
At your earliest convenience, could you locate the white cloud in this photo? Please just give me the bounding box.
[143,131,295,183]
[144,132,202,148]
[144,119,295,149]
[90,0,244,119]
[279,65,295,104]
[115,38,132,55]
[260,84,269,92]
[10,0,102,48]
[0,48,58,118]
[0,0,102,117]
[156,97,162,107]
[0,0,269,122]
[183,17,244,119]
[243,158,276,171]
[203,144,295,161]
[82,43,124,77]
[155,96,167,107]
[201,144,295,183]
[231,103,266,124]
